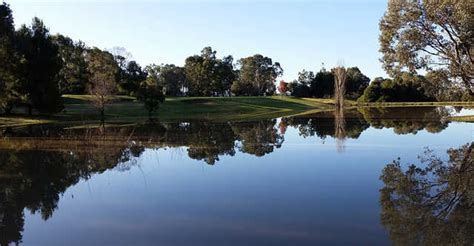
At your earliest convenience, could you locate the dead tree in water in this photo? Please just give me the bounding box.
[334,66,347,109]
[334,108,346,153]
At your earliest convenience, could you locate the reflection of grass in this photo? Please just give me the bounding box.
[0,117,53,128]
[448,115,474,122]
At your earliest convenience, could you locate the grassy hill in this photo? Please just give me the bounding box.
[1,95,473,128]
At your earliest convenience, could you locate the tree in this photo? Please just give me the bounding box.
[0,2,23,114]
[288,70,313,97]
[52,34,89,94]
[15,17,63,115]
[277,80,288,95]
[358,74,435,103]
[345,67,370,99]
[379,0,473,96]
[310,68,334,98]
[118,60,147,95]
[231,54,283,96]
[334,66,346,109]
[146,64,187,96]
[184,47,235,96]
[137,78,165,120]
[86,48,118,120]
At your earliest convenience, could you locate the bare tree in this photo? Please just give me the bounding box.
[334,66,347,109]
[86,48,118,121]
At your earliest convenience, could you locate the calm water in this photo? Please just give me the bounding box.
[0,107,473,245]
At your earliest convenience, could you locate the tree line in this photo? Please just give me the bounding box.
[0,3,285,116]
[1,0,472,117]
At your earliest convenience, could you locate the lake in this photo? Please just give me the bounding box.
[0,107,472,245]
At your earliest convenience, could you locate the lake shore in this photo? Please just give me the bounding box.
[0,95,473,127]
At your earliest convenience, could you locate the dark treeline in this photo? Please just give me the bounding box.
[285,67,370,99]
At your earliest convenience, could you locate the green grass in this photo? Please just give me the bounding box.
[62,95,335,123]
[1,95,473,127]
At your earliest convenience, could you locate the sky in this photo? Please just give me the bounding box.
[9,0,388,82]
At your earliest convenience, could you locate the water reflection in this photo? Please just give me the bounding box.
[0,106,470,245]
[379,143,474,245]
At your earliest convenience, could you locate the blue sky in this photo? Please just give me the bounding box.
[9,0,388,81]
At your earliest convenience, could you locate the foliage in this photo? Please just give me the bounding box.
[145,64,187,96]
[137,78,165,119]
[289,67,369,99]
[358,73,435,102]
[15,17,63,114]
[379,0,473,96]
[86,48,119,118]
[231,54,283,96]
[0,2,23,114]
[52,34,90,94]
[184,47,235,96]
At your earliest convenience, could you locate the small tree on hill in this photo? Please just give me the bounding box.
[277,80,288,95]
[86,48,118,121]
[137,79,165,120]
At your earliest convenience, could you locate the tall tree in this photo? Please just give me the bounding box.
[231,54,283,96]
[145,64,187,96]
[16,17,63,115]
[345,67,370,99]
[0,2,23,114]
[86,48,118,120]
[118,60,147,95]
[379,0,473,96]
[184,47,235,96]
[52,34,89,94]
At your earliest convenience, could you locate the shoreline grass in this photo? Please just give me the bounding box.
[0,95,473,127]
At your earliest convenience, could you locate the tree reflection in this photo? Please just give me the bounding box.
[283,107,452,146]
[380,143,474,245]
[231,119,283,157]
[0,127,145,245]
[358,107,450,134]
[0,108,468,244]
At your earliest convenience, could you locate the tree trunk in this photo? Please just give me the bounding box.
[28,105,32,116]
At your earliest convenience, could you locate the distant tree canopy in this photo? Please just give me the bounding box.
[288,67,369,99]
[52,34,89,94]
[380,0,473,97]
[184,47,235,96]
[145,64,187,96]
[358,73,435,102]
[231,55,283,96]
